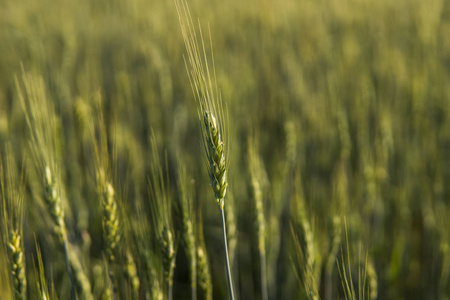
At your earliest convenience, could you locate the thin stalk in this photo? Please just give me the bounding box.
[107,265,116,300]
[168,282,173,300]
[220,208,235,300]
[260,251,268,300]
[192,282,197,300]
[63,240,77,300]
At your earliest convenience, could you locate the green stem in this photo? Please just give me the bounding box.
[168,282,173,300]
[220,207,235,300]
[63,240,77,300]
[260,250,268,300]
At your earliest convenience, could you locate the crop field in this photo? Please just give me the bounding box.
[1,0,450,299]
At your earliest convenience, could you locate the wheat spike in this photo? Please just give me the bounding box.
[178,162,197,300]
[124,250,140,300]
[175,1,234,298]
[100,178,120,263]
[17,69,84,299]
[203,111,228,208]
[1,148,27,300]
[248,135,269,300]
[197,245,212,300]
[7,230,26,300]
[149,132,176,300]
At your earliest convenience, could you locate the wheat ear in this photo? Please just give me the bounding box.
[149,132,176,300]
[17,70,82,299]
[203,111,234,299]
[90,101,122,299]
[196,212,212,300]
[133,199,163,300]
[293,169,319,300]
[325,216,342,300]
[248,136,268,300]
[178,162,197,300]
[1,148,27,300]
[366,257,378,300]
[120,205,140,300]
[122,249,140,300]
[175,1,234,297]
[100,178,120,264]
[7,230,26,300]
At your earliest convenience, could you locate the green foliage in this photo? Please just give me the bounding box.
[0,0,450,299]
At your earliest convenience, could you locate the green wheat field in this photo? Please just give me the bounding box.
[1,0,450,299]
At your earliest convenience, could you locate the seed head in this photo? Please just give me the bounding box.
[203,111,227,208]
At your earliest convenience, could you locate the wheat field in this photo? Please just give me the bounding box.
[1,0,450,299]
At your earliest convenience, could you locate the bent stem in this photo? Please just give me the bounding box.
[220,207,235,300]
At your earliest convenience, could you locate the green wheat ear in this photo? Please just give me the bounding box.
[1,146,26,300]
[7,230,26,300]
[149,132,176,300]
[17,69,83,299]
[176,0,234,298]
[178,161,197,300]
[203,111,227,208]
[91,101,122,299]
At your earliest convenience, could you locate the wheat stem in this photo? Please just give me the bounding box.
[197,216,212,300]
[178,164,197,300]
[220,208,235,300]
[44,166,77,300]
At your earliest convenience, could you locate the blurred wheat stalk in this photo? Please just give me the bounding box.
[1,146,26,300]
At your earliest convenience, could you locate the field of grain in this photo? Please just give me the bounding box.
[1,0,450,299]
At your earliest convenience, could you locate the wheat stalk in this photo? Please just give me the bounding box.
[196,213,212,300]
[175,1,235,298]
[149,132,176,300]
[178,162,197,300]
[224,192,237,267]
[34,242,51,300]
[248,136,268,300]
[91,103,121,299]
[68,244,95,300]
[132,198,164,300]
[325,215,342,300]
[1,147,27,300]
[292,169,320,300]
[17,69,87,299]
[366,257,378,300]
[120,203,141,300]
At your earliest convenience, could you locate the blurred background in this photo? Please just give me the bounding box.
[1,0,450,299]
